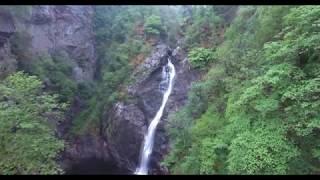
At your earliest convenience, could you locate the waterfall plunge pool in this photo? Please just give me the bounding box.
[65,157,129,175]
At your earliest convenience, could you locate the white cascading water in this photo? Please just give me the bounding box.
[134,58,176,175]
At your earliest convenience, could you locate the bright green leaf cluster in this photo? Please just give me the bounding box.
[188,47,216,69]
[0,72,66,174]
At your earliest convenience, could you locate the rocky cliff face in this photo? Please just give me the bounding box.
[26,5,96,82]
[103,42,201,174]
[0,9,16,79]
[0,5,96,82]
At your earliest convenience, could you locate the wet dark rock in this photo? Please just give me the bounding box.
[104,42,201,174]
[60,134,113,173]
[103,102,147,172]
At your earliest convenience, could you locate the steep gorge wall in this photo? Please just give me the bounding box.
[0,5,96,82]
[0,5,238,174]
[0,9,16,79]
[28,6,96,82]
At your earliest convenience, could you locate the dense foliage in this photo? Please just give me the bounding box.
[164,6,320,174]
[0,72,66,174]
[188,47,216,69]
[144,15,164,36]
[181,6,224,49]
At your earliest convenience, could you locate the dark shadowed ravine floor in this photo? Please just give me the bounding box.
[65,157,130,175]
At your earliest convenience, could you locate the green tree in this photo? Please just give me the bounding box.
[228,128,299,174]
[188,47,216,69]
[144,15,164,36]
[0,72,66,174]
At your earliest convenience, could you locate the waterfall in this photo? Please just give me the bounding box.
[134,58,176,175]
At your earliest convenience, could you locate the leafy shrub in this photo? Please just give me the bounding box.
[188,48,216,69]
[0,72,66,174]
[228,128,299,174]
[144,15,164,36]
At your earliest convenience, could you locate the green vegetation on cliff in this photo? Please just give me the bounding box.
[164,6,320,174]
